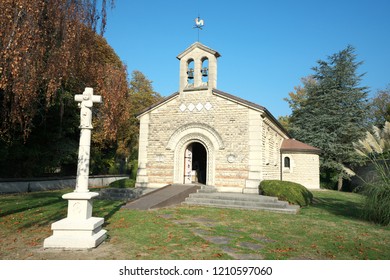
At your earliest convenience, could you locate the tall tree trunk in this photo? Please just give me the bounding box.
[337,175,343,191]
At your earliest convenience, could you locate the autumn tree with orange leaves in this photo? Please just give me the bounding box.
[0,0,137,177]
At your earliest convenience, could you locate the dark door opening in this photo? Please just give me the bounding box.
[184,142,207,184]
[192,142,207,184]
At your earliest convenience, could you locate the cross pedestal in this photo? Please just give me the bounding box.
[43,192,106,249]
[44,88,106,249]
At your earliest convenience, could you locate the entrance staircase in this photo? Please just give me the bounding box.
[182,185,300,214]
[122,184,299,214]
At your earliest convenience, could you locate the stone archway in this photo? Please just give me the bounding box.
[184,142,207,184]
[167,123,224,186]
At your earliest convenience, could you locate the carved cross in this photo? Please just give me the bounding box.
[74,87,102,129]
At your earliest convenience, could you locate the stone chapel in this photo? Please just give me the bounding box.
[135,42,321,193]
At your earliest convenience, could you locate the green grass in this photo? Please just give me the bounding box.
[0,189,389,259]
[109,178,135,188]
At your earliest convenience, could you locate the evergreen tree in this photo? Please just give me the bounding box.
[369,85,390,128]
[289,45,369,190]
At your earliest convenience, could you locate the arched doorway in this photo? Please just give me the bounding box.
[184,142,207,184]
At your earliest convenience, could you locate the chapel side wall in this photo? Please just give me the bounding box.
[282,152,320,189]
[144,98,178,188]
[135,113,150,188]
[144,91,251,190]
[261,119,287,181]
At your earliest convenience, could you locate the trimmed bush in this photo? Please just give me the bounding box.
[109,178,135,189]
[259,180,313,206]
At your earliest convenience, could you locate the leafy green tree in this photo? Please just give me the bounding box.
[115,71,162,176]
[288,45,369,190]
[284,76,316,112]
[281,76,316,134]
[0,0,129,178]
[369,85,390,128]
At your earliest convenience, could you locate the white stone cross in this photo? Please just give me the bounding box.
[74,87,102,129]
[44,87,106,249]
[74,87,102,193]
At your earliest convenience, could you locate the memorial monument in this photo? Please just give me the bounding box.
[44,87,107,249]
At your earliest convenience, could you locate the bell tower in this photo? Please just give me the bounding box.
[177,42,221,93]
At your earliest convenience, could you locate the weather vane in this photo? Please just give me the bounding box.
[193,16,204,42]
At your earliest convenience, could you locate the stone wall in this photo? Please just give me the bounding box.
[281,152,320,189]
[0,175,129,194]
[136,87,295,192]
[135,42,322,192]
[261,118,287,181]
[140,89,253,190]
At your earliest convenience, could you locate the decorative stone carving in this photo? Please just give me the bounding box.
[156,154,165,162]
[179,103,187,112]
[166,122,225,151]
[188,103,195,111]
[196,103,203,111]
[227,154,236,163]
[178,102,213,112]
[204,102,212,111]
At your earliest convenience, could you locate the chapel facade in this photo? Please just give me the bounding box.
[136,42,320,192]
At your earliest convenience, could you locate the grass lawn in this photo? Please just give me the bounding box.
[0,189,389,259]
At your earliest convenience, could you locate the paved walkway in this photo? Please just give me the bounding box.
[122,184,201,210]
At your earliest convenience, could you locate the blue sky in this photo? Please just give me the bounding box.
[103,0,390,118]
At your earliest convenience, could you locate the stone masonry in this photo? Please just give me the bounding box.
[136,42,320,192]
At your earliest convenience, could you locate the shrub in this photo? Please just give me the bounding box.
[362,182,390,226]
[109,178,135,189]
[259,180,313,206]
[354,122,390,225]
[129,159,138,180]
[358,158,390,225]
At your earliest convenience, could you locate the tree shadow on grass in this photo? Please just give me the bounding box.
[0,190,66,218]
[94,200,125,226]
[0,196,64,218]
[311,195,365,221]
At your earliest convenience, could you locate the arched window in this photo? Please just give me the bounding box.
[284,157,291,168]
[201,57,209,85]
[187,59,194,87]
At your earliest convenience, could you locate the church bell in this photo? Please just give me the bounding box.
[201,67,208,77]
[187,69,194,79]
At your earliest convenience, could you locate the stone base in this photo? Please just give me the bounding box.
[243,179,261,194]
[44,217,106,249]
[43,191,106,249]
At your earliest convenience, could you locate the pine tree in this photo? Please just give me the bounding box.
[289,45,369,190]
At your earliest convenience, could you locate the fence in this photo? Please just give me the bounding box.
[0,175,129,194]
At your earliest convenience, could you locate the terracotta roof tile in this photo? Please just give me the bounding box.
[281,139,321,154]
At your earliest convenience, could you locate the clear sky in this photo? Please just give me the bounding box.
[103,0,390,118]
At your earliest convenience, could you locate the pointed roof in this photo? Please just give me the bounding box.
[212,89,290,137]
[137,92,179,118]
[281,139,321,154]
[136,88,291,138]
[176,42,221,60]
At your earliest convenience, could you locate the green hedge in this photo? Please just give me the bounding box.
[259,180,313,206]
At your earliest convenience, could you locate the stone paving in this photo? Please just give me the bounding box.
[159,214,273,260]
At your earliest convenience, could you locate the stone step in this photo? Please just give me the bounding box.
[182,200,299,214]
[198,185,218,193]
[183,192,300,214]
[188,192,280,203]
[184,197,289,209]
